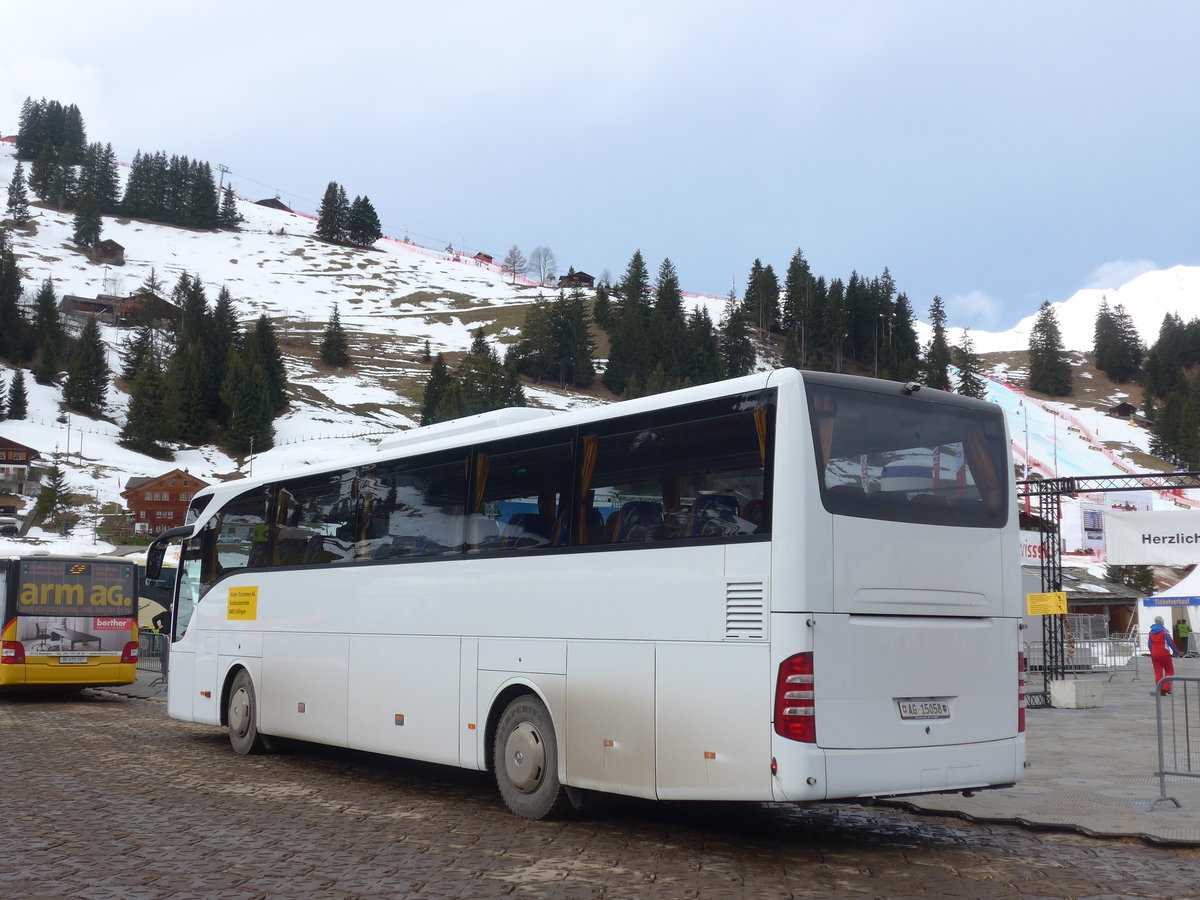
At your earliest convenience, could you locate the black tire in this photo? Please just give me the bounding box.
[493,694,571,820]
[227,669,267,755]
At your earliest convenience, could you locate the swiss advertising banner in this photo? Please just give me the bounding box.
[1104,509,1200,565]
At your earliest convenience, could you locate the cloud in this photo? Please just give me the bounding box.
[1083,259,1158,291]
[945,290,1004,331]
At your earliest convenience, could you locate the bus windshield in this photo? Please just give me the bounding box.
[807,381,1009,528]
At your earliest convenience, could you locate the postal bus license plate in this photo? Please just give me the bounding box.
[897,699,950,719]
[59,656,88,665]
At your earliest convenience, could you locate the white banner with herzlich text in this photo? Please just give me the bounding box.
[1104,509,1200,565]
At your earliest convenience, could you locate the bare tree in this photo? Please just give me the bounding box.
[502,245,527,284]
[528,246,557,285]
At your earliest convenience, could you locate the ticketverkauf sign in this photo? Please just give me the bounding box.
[1104,509,1200,565]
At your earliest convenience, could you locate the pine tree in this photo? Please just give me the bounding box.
[122,325,156,382]
[220,348,275,455]
[420,353,452,426]
[189,161,220,228]
[219,186,242,228]
[6,162,31,225]
[0,229,26,362]
[62,315,110,416]
[6,369,28,419]
[48,147,78,211]
[32,277,62,350]
[444,328,525,419]
[30,140,56,202]
[921,296,952,390]
[209,286,241,422]
[121,358,173,458]
[683,306,724,386]
[719,291,756,378]
[1027,301,1073,396]
[888,292,921,381]
[72,193,103,247]
[249,315,288,412]
[346,195,382,246]
[164,343,208,444]
[744,259,780,334]
[955,330,988,399]
[1103,303,1143,383]
[648,258,686,381]
[33,334,60,385]
[316,181,348,242]
[603,250,653,394]
[34,461,74,534]
[319,304,351,368]
[592,281,612,331]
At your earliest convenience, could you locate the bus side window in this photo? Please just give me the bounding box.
[212,487,271,576]
[366,452,469,558]
[473,438,573,553]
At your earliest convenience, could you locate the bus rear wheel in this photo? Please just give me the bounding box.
[227,669,267,755]
[493,695,571,820]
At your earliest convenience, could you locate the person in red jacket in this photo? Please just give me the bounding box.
[1148,616,1181,695]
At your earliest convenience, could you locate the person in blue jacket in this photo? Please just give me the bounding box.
[1149,616,1181,695]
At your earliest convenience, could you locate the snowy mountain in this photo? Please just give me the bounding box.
[0,139,1195,556]
[944,265,1200,354]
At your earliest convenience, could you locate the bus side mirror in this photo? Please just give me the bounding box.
[146,544,166,582]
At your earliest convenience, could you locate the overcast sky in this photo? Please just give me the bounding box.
[4,1,1197,331]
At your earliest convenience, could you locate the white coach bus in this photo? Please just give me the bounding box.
[147,368,1025,818]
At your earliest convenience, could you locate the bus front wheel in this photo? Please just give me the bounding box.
[493,695,570,819]
[227,670,267,755]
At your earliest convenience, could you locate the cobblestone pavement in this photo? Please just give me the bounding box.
[2,691,1199,900]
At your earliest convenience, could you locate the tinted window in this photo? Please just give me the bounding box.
[584,393,773,545]
[807,381,1009,528]
[472,439,574,552]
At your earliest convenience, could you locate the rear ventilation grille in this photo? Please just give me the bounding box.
[726,581,767,640]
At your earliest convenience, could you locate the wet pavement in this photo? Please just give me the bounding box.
[883,655,1200,845]
[113,656,1200,847]
[4,681,1200,899]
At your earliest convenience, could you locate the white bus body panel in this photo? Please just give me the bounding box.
[655,642,772,800]
[812,613,1018,749]
[565,641,656,797]
[347,635,461,766]
[261,632,349,745]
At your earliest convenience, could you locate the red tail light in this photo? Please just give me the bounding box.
[121,641,139,664]
[1017,651,1026,733]
[774,652,815,743]
[1,640,26,665]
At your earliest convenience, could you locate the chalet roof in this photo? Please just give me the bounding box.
[0,436,41,458]
[255,197,293,213]
[96,239,125,253]
[121,468,210,497]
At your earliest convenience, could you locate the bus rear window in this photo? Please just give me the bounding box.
[806,382,1009,528]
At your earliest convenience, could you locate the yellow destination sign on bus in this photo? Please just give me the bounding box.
[228,586,258,621]
[1026,591,1067,616]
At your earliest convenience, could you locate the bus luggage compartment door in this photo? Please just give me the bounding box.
[812,613,1017,750]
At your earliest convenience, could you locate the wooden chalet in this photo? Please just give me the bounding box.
[0,436,40,496]
[121,469,211,535]
[558,271,595,288]
[473,251,494,264]
[60,291,181,326]
[1107,402,1137,419]
[93,239,125,265]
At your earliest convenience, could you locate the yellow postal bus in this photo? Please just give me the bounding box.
[0,555,139,689]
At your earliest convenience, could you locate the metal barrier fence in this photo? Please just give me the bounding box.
[1024,635,1140,681]
[137,631,169,685]
[1154,675,1200,809]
